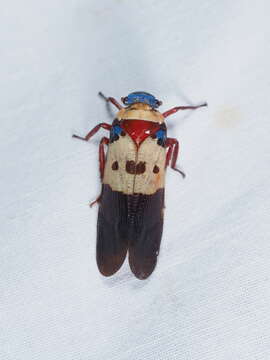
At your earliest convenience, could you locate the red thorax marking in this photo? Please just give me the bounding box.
[121,119,160,147]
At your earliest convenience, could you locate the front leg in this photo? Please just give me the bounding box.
[166,138,185,178]
[98,92,123,110]
[72,123,111,142]
[163,103,207,118]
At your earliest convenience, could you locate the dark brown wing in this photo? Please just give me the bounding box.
[128,189,165,279]
[96,184,128,276]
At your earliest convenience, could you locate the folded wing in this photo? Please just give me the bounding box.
[128,189,165,279]
[96,185,128,276]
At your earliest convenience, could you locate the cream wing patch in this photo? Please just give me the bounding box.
[134,137,166,195]
[103,134,136,195]
[103,134,166,195]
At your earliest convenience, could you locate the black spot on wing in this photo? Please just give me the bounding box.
[126,160,146,175]
[127,189,165,279]
[112,161,119,170]
[136,161,146,175]
[97,185,128,276]
[126,160,136,174]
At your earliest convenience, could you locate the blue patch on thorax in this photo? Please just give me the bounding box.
[155,129,166,147]
[110,123,123,143]
[156,129,165,139]
[112,125,122,136]
[126,92,159,108]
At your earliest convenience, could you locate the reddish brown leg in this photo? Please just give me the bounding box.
[98,91,122,110]
[90,194,102,208]
[166,142,173,168]
[90,136,109,207]
[72,123,111,141]
[163,102,207,118]
[166,138,186,178]
[98,137,109,179]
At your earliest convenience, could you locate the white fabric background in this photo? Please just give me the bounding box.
[1,1,270,359]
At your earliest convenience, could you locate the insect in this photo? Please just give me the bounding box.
[73,91,207,279]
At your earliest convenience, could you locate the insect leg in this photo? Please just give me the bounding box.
[90,136,109,207]
[99,137,109,179]
[72,123,111,141]
[162,102,207,118]
[98,92,122,110]
[166,138,186,178]
[165,141,173,168]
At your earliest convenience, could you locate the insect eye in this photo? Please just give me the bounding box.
[121,96,128,105]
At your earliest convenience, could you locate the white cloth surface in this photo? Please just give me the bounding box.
[1,1,270,359]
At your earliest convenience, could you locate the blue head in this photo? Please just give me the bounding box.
[121,91,162,109]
